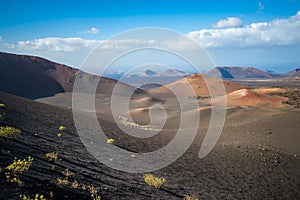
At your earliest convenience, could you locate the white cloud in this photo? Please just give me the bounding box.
[4,11,300,53]
[79,27,99,34]
[15,37,101,52]
[212,17,243,29]
[188,11,300,48]
[6,37,160,53]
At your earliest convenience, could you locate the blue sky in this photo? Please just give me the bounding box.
[1,0,300,73]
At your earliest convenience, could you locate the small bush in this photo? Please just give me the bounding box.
[57,177,69,186]
[0,126,21,139]
[106,138,115,144]
[45,152,58,162]
[57,133,62,138]
[58,126,66,131]
[87,185,101,200]
[20,194,46,200]
[62,168,73,177]
[143,173,166,189]
[183,194,199,200]
[0,103,5,108]
[71,180,79,188]
[5,156,33,186]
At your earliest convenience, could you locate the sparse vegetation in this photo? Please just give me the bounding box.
[71,180,79,188]
[0,103,5,107]
[0,126,21,139]
[20,194,46,200]
[86,185,101,200]
[56,177,69,186]
[5,156,33,186]
[106,138,115,144]
[56,168,73,186]
[58,125,66,131]
[62,168,73,177]
[143,173,166,189]
[183,194,199,200]
[56,126,66,138]
[56,175,101,200]
[45,152,58,162]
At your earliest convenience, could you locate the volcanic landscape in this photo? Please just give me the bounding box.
[0,52,300,199]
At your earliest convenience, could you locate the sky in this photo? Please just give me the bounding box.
[0,0,300,73]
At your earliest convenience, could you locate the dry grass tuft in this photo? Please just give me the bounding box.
[183,194,199,200]
[45,152,58,162]
[143,173,166,189]
[0,126,21,139]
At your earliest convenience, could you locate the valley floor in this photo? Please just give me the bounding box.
[0,91,300,199]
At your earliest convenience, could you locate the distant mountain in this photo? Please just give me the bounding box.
[0,52,140,99]
[127,68,190,78]
[207,67,275,79]
[265,69,276,74]
[149,74,246,97]
[279,68,300,81]
[144,69,158,76]
[286,68,300,76]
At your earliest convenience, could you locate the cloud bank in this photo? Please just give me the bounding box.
[0,11,299,68]
[16,37,100,52]
[2,11,298,53]
[188,11,300,48]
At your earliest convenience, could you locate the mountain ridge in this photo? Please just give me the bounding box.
[0,51,140,99]
[207,66,276,79]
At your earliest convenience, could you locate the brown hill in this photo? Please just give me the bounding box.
[0,52,140,99]
[207,66,275,79]
[279,68,300,81]
[211,88,288,107]
[148,74,246,97]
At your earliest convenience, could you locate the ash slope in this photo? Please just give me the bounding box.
[0,52,141,99]
[1,91,300,199]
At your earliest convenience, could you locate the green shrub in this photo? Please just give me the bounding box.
[5,156,33,186]
[87,185,101,200]
[62,168,73,177]
[20,194,46,200]
[45,152,58,162]
[58,126,66,131]
[71,180,79,188]
[143,173,166,189]
[0,126,21,139]
[106,138,115,144]
[0,103,5,108]
[56,177,69,186]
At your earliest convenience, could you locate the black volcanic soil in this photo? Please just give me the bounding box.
[269,87,300,108]
[1,91,300,199]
